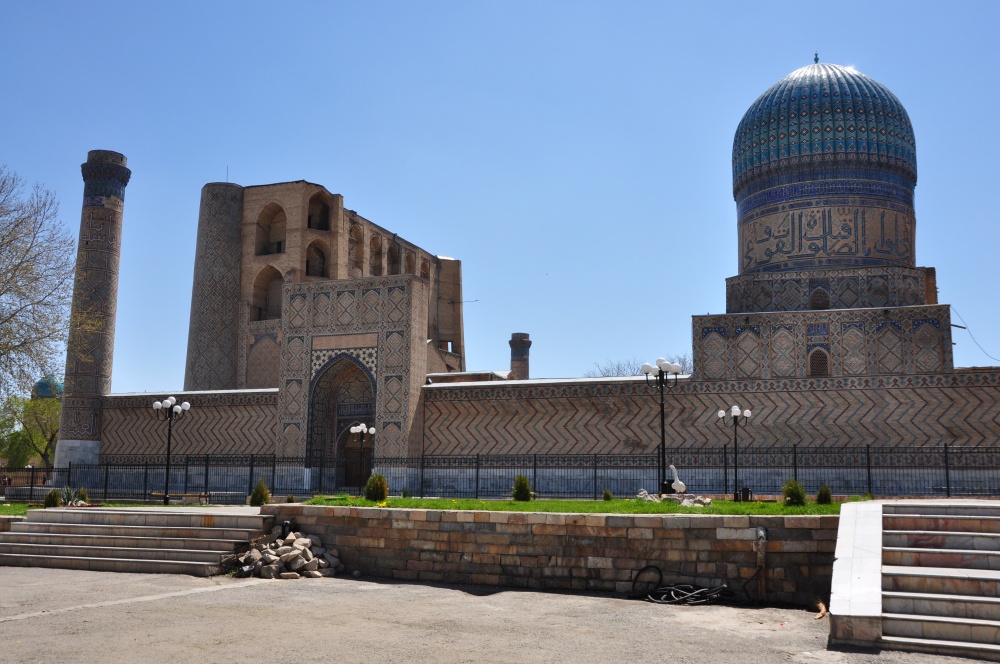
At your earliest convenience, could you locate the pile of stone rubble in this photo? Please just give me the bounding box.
[637,489,712,507]
[233,527,347,579]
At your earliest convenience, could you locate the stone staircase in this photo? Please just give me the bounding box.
[880,503,1000,661]
[0,508,272,576]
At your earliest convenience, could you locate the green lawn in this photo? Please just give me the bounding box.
[0,503,30,516]
[305,496,845,515]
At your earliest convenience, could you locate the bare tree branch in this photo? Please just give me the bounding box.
[584,353,693,377]
[0,166,75,398]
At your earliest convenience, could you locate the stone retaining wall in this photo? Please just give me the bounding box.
[0,515,25,532]
[264,505,838,607]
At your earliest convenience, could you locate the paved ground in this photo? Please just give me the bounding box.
[0,568,974,664]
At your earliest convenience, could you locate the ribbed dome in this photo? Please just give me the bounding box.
[732,63,917,198]
[31,375,64,399]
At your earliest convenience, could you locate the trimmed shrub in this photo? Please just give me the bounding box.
[816,484,832,505]
[44,488,61,508]
[78,487,89,504]
[286,494,296,503]
[400,487,412,499]
[512,474,532,501]
[249,480,271,507]
[364,473,389,502]
[782,478,807,507]
[602,488,613,501]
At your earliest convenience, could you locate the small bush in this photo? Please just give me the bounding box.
[78,487,89,504]
[782,478,807,507]
[60,486,85,506]
[286,494,296,503]
[400,487,412,499]
[249,480,271,507]
[602,488,613,501]
[364,473,389,502]
[512,474,532,501]
[816,484,832,505]
[44,488,61,508]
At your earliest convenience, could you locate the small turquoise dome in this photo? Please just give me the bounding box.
[31,375,64,399]
[733,63,917,199]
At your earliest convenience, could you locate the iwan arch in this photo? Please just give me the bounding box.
[55,61,1000,472]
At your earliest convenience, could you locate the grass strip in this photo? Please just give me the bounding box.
[305,496,844,515]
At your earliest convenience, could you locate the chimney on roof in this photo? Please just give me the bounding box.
[509,333,531,380]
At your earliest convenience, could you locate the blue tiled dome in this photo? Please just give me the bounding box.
[733,63,917,199]
[31,375,64,399]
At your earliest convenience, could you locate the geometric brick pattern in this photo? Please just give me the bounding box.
[278,275,422,458]
[692,305,953,381]
[98,391,279,457]
[421,370,1000,455]
[60,151,131,441]
[726,266,927,313]
[184,183,244,391]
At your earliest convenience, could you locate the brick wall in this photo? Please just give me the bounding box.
[265,505,837,607]
[0,516,25,532]
[422,370,1000,455]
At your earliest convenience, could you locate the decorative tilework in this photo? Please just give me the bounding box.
[733,63,917,198]
[311,348,377,380]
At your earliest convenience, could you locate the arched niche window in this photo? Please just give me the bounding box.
[404,253,415,274]
[808,348,830,377]
[387,245,400,275]
[252,266,284,320]
[349,225,364,275]
[255,203,286,256]
[307,193,330,231]
[809,288,830,310]
[419,259,430,280]
[306,242,328,278]
[369,235,383,276]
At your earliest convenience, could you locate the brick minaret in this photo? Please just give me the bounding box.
[509,333,531,380]
[55,150,131,467]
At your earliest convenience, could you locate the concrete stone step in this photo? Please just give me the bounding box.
[883,514,1000,534]
[883,612,1000,645]
[884,591,1000,622]
[0,552,219,576]
[26,508,270,531]
[11,521,261,541]
[880,635,1000,662]
[882,565,1000,596]
[886,504,1000,518]
[883,547,1000,571]
[884,529,1000,551]
[0,542,226,563]
[0,532,243,551]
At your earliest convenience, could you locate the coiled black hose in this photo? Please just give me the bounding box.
[629,564,761,605]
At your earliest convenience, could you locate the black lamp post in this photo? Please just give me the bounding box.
[641,359,681,495]
[152,396,191,506]
[717,405,751,501]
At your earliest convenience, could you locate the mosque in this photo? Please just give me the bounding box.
[54,59,1000,473]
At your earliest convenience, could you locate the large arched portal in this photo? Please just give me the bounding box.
[307,356,375,487]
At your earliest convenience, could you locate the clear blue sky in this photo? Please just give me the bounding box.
[3,1,999,393]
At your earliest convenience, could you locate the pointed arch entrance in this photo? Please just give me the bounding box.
[307,355,376,486]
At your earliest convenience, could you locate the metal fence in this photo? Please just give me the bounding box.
[0,445,997,503]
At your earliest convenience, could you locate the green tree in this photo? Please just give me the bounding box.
[0,396,61,468]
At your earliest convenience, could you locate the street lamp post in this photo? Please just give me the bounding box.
[642,358,682,495]
[349,422,376,480]
[152,396,191,506]
[717,404,751,501]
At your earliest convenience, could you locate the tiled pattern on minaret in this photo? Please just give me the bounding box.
[184,183,244,390]
[59,151,131,443]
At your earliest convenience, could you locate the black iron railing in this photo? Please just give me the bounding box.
[1,444,997,503]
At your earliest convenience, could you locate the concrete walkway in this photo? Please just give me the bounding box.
[0,567,973,663]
